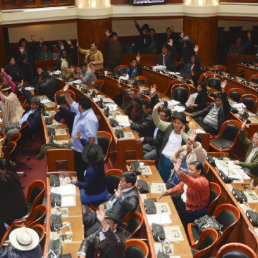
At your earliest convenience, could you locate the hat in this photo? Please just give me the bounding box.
[105,210,122,225]
[1,82,11,92]
[172,111,187,124]
[82,144,103,164]
[9,227,39,251]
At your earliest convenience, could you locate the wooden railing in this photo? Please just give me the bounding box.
[0,0,75,10]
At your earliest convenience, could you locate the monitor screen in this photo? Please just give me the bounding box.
[131,0,166,5]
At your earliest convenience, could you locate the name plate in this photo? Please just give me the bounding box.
[150,183,166,194]
[123,131,135,139]
[55,129,68,136]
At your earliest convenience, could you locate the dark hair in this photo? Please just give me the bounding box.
[122,171,137,185]
[61,50,67,57]
[8,56,16,62]
[130,58,137,63]
[190,161,206,176]
[57,94,67,105]
[80,62,87,67]
[79,96,91,110]
[198,83,207,93]
[150,28,156,33]
[40,71,50,80]
[110,32,118,38]
[18,38,27,46]
[31,97,40,106]
[166,27,172,33]
[160,108,171,119]
[142,100,152,109]
[214,92,222,99]
[91,41,98,47]
[161,44,169,50]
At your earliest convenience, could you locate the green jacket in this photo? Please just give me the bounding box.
[152,110,188,157]
[239,130,258,177]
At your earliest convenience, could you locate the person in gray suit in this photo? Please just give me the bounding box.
[83,171,139,237]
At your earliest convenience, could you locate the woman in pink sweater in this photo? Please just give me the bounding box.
[162,160,210,228]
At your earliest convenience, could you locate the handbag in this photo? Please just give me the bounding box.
[50,175,60,187]
[246,210,258,227]
[194,215,223,234]
[49,239,62,258]
[137,179,149,193]
[50,214,63,231]
[152,223,165,241]
[232,188,247,203]
[144,199,157,214]
[50,193,62,207]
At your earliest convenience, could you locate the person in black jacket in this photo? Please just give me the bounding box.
[5,97,41,140]
[178,33,195,66]
[134,21,150,54]
[83,171,139,237]
[78,206,127,258]
[139,107,172,160]
[54,94,75,133]
[158,40,176,72]
[187,80,230,136]
[54,48,75,71]
[185,83,207,113]
[34,70,59,101]
[4,56,24,83]
[130,100,155,138]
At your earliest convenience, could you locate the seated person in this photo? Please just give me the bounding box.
[153,102,189,182]
[4,56,24,83]
[34,70,59,101]
[71,144,110,205]
[158,41,176,72]
[188,80,230,136]
[130,100,155,138]
[0,227,42,258]
[167,130,207,188]
[5,97,41,140]
[78,205,127,258]
[162,160,210,228]
[185,83,207,113]
[54,49,74,71]
[54,94,75,133]
[139,107,171,160]
[234,120,258,177]
[71,63,97,85]
[0,82,24,127]
[83,171,139,237]
[126,56,142,79]
[0,172,27,240]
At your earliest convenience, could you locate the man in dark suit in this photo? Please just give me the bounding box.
[54,94,75,133]
[83,171,139,236]
[158,40,176,72]
[78,205,127,258]
[5,97,41,140]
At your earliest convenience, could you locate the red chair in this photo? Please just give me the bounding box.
[32,224,46,246]
[3,141,17,160]
[249,74,258,83]
[239,94,258,113]
[125,239,149,258]
[187,204,240,247]
[169,84,190,105]
[9,132,22,144]
[206,74,223,91]
[92,79,104,91]
[207,182,221,215]
[216,242,257,258]
[192,228,219,258]
[54,89,75,103]
[97,131,112,168]
[123,211,143,238]
[114,65,128,74]
[211,65,227,72]
[199,71,214,85]
[209,120,242,152]
[105,169,123,195]
[227,88,245,103]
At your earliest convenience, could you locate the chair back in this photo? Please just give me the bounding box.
[26,204,47,227]
[92,80,104,91]
[105,169,123,195]
[220,123,240,142]
[227,88,245,103]
[213,204,240,246]
[125,239,149,258]
[54,89,75,103]
[123,211,143,238]
[249,74,258,83]
[26,180,46,212]
[114,65,128,76]
[211,65,227,72]
[207,76,222,90]
[170,84,190,105]
[240,94,258,113]
[97,131,112,163]
[199,71,214,85]
[9,132,22,144]
[3,141,17,160]
[31,224,46,244]
[216,242,257,258]
[207,182,221,214]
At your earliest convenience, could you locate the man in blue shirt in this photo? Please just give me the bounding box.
[65,85,99,181]
[5,97,41,140]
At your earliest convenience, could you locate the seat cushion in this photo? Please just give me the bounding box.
[216,210,236,231]
[28,186,43,204]
[242,98,255,112]
[222,250,249,258]
[220,124,240,142]
[125,246,145,258]
[207,77,221,90]
[105,175,120,195]
[127,217,140,234]
[230,92,242,103]
[211,139,233,150]
[97,136,110,157]
[173,87,188,104]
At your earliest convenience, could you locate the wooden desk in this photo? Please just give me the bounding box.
[126,160,193,258]
[226,55,255,75]
[236,64,258,81]
[206,153,258,254]
[44,171,84,258]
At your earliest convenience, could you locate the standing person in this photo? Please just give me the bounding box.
[38,42,52,60]
[228,31,252,55]
[52,45,61,60]
[4,56,24,83]
[158,39,176,72]
[105,30,122,72]
[134,20,150,54]
[64,85,98,181]
[77,41,104,70]
[179,32,195,67]
[148,28,158,54]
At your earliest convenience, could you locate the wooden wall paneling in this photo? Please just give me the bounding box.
[77,19,112,63]
[183,16,218,66]
[0,26,6,68]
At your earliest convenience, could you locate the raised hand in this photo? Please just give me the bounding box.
[114,184,122,198]
[247,31,251,40]
[150,84,157,95]
[241,120,247,130]
[105,30,110,37]
[174,159,182,173]
[153,102,163,111]
[39,37,44,44]
[136,53,141,62]
[194,45,199,53]
[180,124,186,133]
[180,32,185,39]
[189,130,197,142]
[221,80,227,92]
[63,83,70,92]
[1,68,4,73]
[168,38,173,47]
[76,40,79,48]
[31,35,35,41]
[96,204,106,223]
[19,47,24,54]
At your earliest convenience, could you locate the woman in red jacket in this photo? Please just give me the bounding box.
[162,160,210,228]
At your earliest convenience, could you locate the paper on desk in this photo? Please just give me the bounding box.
[70,79,82,84]
[61,195,76,207]
[239,203,250,213]
[123,131,135,139]
[106,104,118,111]
[41,99,51,104]
[140,165,152,176]
[152,65,166,71]
[103,97,113,103]
[150,183,166,193]
[155,203,171,215]
[116,115,130,127]
[51,70,61,75]
[167,100,180,107]
[154,243,174,256]
[44,102,56,108]
[53,139,69,145]
[140,194,147,201]
[173,106,185,112]
[194,128,206,134]
[25,87,34,91]
[51,184,76,196]
[164,226,184,242]
[0,118,2,123]
[55,129,68,136]
[232,103,246,109]
[147,213,171,225]
[119,74,129,81]
[244,191,258,203]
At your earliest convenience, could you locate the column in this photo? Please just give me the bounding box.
[0,26,6,67]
